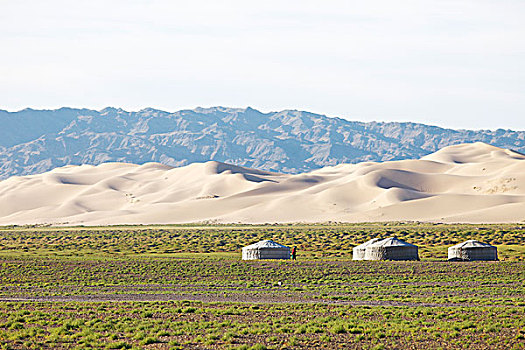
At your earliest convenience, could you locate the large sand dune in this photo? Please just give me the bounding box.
[1,142,525,225]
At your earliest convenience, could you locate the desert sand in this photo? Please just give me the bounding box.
[1,142,525,225]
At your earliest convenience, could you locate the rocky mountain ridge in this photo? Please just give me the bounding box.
[1,106,524,179]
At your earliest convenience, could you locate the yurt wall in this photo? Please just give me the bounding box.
[242,240,290,260]
[448,240,498,261]
[364,238,419,261]
[352,238,383,260]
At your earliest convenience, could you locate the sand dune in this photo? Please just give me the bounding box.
[1,142,525,225]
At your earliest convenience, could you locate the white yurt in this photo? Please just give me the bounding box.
[242,240,290,260]
[448,240,498,261]
[352,238,383,260]
[364,237,419,261]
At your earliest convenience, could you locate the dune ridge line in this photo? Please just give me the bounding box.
[1,142,525,225]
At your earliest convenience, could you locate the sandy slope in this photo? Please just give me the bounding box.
[1,142,525,225]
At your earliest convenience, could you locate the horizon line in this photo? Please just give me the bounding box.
[0,105,522,132]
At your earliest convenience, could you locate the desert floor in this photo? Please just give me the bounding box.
[0,223,524,349]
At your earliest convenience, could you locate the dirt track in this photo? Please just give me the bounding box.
[0,293,502,308]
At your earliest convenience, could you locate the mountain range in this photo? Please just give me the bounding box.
[1,106,524,179]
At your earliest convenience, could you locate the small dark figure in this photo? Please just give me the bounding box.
[291,246,297,260]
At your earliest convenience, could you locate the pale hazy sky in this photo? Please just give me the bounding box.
[1,0,524,129]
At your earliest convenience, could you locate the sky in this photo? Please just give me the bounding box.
[1,0,524,130]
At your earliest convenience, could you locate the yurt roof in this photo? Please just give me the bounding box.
[242,240,289,250]
[449,240,495,249]
[370,237,417,247]
[354,238,383,249]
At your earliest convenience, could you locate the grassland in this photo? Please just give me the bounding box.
[1,301,524,349]
[1,222,524,260]
[0,223,524,349]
